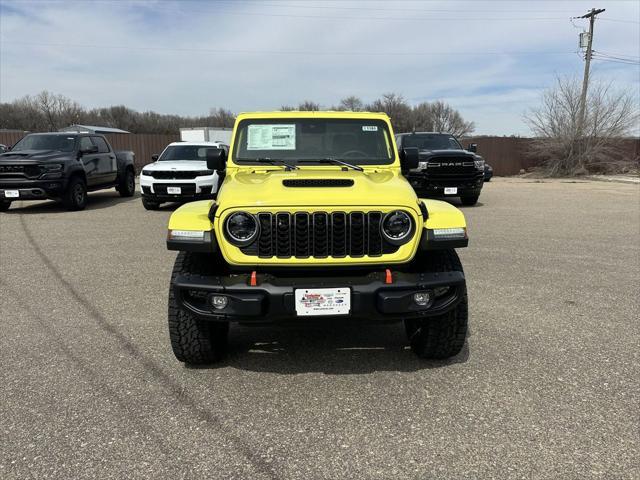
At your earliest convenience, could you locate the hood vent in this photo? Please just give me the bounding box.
[283,179,354,188]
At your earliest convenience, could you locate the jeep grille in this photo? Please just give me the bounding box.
[240,211,399,258]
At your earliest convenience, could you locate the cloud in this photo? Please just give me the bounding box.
[0,0,638,135]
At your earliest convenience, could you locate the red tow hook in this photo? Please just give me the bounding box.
[385,268,393,284]
[249,271,258,286]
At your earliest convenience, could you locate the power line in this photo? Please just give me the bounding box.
[14,0,581,14]
[0,2,577,23]
[0,41,575,58]
[593,50,640,61]
[592,55,640,66]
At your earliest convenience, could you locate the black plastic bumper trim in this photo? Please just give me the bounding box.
[172,269,466,322]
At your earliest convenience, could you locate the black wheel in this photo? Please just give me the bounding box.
[63,177,87,211]
[404,250,468,359]
[168,251,229,364]
[142,198,160,210]
[460,194,479,206]
[118,168,135,197]
[0,201,11,211]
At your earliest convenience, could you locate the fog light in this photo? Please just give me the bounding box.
[210,295,228,310]
[413,291,433,306]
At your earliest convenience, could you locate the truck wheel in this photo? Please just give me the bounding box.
[460,194,479,206]
[118,168,135,197]
[168,251,229,364]
[404,250,468,359]
[63,177,88,211]
[0,201,11,211]
[142,198,160,210]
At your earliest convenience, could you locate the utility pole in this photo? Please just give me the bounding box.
[576,8,605,134]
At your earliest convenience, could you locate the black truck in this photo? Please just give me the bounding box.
[0,132,135,211]
[396,132,485,206]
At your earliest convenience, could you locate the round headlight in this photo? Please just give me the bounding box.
[381,210,413,245]
[225,212,259,246]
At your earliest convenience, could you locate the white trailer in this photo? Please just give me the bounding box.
[180,127,233,145]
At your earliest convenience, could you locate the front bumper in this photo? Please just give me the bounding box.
[0,178,68,200]
[172,268,466,323]
[407,171,483,197]
[139,175,216,202]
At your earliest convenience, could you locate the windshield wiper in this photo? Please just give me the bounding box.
[239,157,299,170]
[298,158,364,172]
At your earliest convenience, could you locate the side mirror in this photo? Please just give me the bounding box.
[151,154,159,161]
[206,148,226,171]
[400,147,419,170]
[80,144,99,155]
[467,143,477,153]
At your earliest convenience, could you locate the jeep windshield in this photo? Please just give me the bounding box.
[159,145,216,161]
[11,134,77,153]
[233,118,394,166]
[402,134,462,151]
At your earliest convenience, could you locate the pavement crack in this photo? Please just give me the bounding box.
[15,214,281,480]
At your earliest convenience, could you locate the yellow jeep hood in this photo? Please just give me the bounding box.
[216,168,418,211]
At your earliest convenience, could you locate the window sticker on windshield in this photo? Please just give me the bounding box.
[362,126,378,132]
[247,124,296,150]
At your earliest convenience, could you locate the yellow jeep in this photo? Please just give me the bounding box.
[166,111,469,364]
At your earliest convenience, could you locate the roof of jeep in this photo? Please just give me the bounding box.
[236,111,390,120]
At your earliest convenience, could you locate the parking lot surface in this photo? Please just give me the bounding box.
[1,178,638,479]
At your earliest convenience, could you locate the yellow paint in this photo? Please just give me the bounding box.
[168,111,467,265]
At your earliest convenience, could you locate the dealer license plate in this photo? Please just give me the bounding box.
[167,187,182,194]
[295,288,351,316]
[444,187,458,195]
[4,190,19,198]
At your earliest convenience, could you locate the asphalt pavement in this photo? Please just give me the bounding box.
[1,178,638,479]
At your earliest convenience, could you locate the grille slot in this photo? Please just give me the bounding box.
[241,211,400,259]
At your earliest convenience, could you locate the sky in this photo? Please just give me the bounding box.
[0,0,638,136]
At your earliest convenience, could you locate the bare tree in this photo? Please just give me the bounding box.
[525,76,639,176]
[339,95,364,112]
[297,100,320,111]
[367,93,413,132]
[427,101,475,137]
[412,102,434,131]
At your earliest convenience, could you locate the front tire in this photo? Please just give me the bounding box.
[0,201,11,211]
[168,251,229,364]
[118,168,135,197]
[63,177,87,211]
[405,250,468,359]
[142,198,160,210]
[460,194,479,206]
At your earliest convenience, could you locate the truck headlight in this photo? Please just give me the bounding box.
[225,212,259,246]
[141,169,152,176]
[474,159,485,170]
[381,210,413,245]
[40,163,64,179]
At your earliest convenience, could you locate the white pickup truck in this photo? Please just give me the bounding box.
[139,141,228,210]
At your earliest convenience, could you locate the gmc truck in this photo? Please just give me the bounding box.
[0,132,135,211]
[396,132,485,206]
[164,111,470,364]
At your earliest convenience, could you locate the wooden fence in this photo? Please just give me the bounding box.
[1,131,638,176]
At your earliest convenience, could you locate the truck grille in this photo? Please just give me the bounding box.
[240,211,399,258]
[147,170,212,180]
[153,183,197,195]
[0,164,42,179]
